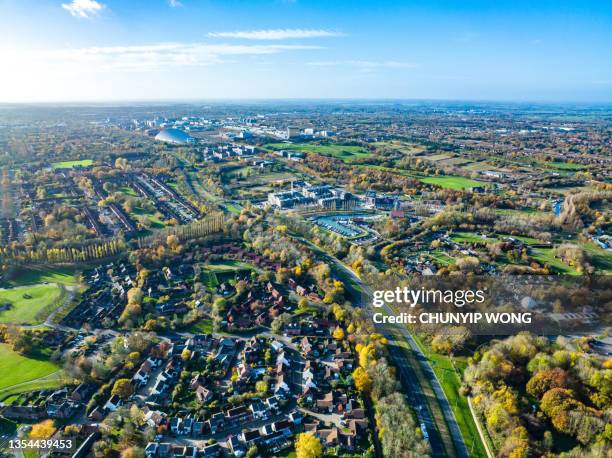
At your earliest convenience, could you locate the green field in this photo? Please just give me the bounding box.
[189,318,213,334]
[542,161,586,171]
[118,185,139,197]
[494,208,538,216]
[451,232,541,246]
[131,206,166,230]
[531,248,580,275]
[200,260,255,288]
[51,159,93,169]
[428,249,456,266]
[224,202,243,214]
[266,143,372,163]
[0,284,65,325]
[423,153,455,162]
[372,140,425,155]
[0,344,60,391]
[1,265,79,287]
[206,260,254,271]
[420,176,484,190]
[581,241,612,272]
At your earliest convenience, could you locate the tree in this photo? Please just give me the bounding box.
[30,419,56,439]
[540,388,584,434]
[298,298,309,310]
[127,287,143,305]
[93,440,113,458]
[332,326,345,340]
[353,367,372,393]
[295,432,323,458]
[181,348,191,361]
[256,380,268,394]
[526,368,568,399]
[115,157,129,170]
[375,392,430,457]
[112,378,134,399]
[166,234,181,252]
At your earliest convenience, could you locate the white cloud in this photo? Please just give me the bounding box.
[61,0,104,18]
[3,42,323,73]
[208,29,344,40]
[168,0,182,7]
[308,60,418,69]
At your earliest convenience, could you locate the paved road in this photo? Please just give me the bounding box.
[393,319,470,458]
[295,235,469,458]
[20,283,78,333]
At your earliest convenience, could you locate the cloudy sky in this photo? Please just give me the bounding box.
[0,0,611,102]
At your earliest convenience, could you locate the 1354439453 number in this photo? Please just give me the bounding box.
[9,439,73,450]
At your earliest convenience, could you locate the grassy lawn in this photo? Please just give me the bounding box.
[542,161,586,171]
[2,265,79,287]
[202,271,219,288]
[0,284,66,325]
[0,373,64,399]
[118,185,139,197]
[580,241,612,272]
[189,318,213,334]
[197,260,256,290]
[0,344,60,391]
[531,248,579,275]
[131,206,166,230]
[411,335,489,458]
[224,202,243,214]
[451,232,541,246]
[51,159,93,169]
[206,260,254,271]
[420,175,484,190]
[451,232,490,244]
[266,142,372,163]
[494,208,539,216]
[428,249,456,266]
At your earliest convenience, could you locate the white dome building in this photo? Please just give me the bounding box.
[155,128,195,145]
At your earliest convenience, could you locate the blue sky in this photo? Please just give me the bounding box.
[0,0,611,102]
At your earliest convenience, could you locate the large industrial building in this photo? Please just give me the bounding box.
[268,183,357,210]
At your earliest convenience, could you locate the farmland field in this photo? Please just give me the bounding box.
[423,153,455,162]
[372,140,426,155]
[0,284,65,325]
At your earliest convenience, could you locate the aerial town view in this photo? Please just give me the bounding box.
[0,1,610,458]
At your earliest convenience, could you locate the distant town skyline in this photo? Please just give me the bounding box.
[1,0,611,102]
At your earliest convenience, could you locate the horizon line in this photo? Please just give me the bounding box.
[1,97,611,106]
